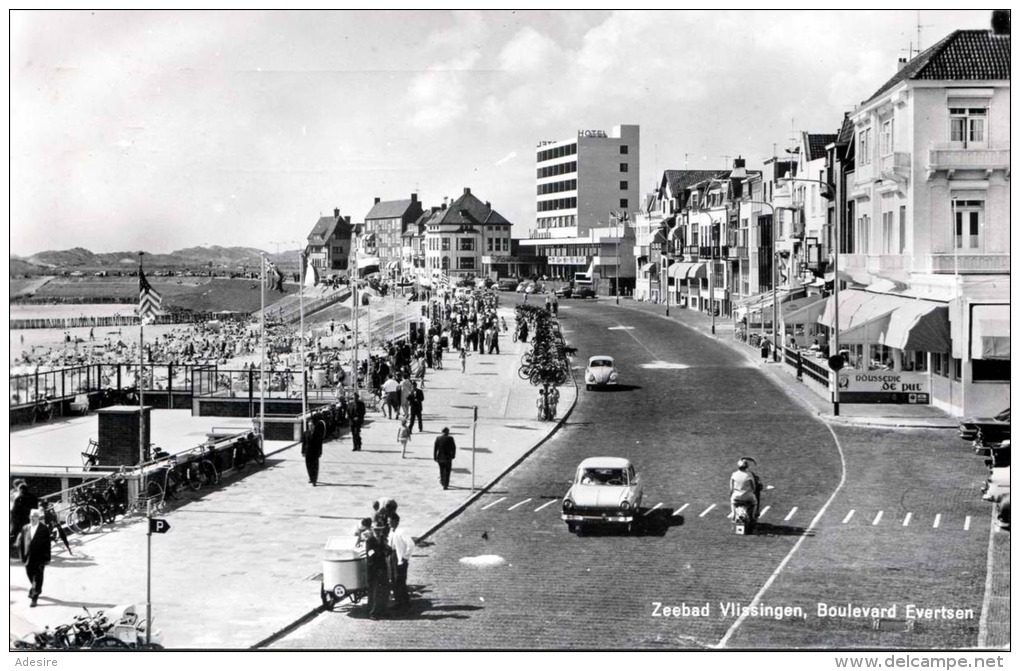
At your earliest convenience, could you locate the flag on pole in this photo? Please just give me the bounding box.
[304,257,319,289]
[265,258,286,293]
[138,267,163,321]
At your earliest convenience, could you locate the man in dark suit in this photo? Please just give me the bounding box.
[9,482,38,552]
[364,521,391,620]
[16,508,51,607]
[302,418,324,486]
[350,393,367,451]
[408,382,424,434]
[433,427,457,490]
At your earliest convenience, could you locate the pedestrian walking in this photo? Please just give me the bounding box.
[433,427,457,490]
[408,382,424,434]
[381,375,399,419]
[547,385,560,419]
[460,347,468,374]
[536,386,547,421]
[302,418,324,486]
[364,521,391,620]
[15,508,51,607]
[9,482,38,552]
[489,324,500,354]
[350,393,367,451]
[397,418,410,458]
[387,513,414,610]
[399,376,413,418]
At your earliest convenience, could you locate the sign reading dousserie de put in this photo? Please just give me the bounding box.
[834,370,930,405]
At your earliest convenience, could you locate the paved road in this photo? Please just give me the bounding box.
[274,298,994,650]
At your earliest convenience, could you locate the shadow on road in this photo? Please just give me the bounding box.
[585,384,642,393]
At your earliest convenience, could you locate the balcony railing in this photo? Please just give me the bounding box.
[912,253,1010,275]
[927,145,1010,178]
[841,253,867,271]
[879,151,911,178]
[684,246,700,259]
[866,254,906,275]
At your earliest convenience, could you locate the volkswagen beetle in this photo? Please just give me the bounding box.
[585,355,618,390]
[561,457,643,534]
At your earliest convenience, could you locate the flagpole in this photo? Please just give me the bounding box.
[352,230,359,399]
[260,254,267,440]
[300,252,308,440]
[138,252,146,465]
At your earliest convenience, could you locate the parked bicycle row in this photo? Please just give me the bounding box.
[514,304,572,387]
[12,605,161,650]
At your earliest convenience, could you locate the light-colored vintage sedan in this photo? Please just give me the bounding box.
[585,355,618,390]
[561,457,643,534]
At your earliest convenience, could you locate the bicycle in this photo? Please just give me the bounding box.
[41,501,73,554]
[183,445,220,490]
[82,438,100,471]
[233,433,265,470]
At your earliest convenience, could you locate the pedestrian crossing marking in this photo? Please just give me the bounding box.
[842,510,855,524]
[644,502,662,516]
[784,507,798,521]
[672,503,689,516]
[507,498,532,511]
[933,513,941,529]
[758,505,770,518]
[699,504,716,517]
[902,513,912,527]
[964,515,971,531]
[534,500,558,512]
[872,511,883,526]
[481,497,507,511]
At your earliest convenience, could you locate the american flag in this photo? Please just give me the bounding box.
[434,271,450,287]
[138,267,163,320]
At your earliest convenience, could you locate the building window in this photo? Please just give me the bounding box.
[486,238,493,252]
[441,257,449,271]
[459,238,475,251]
[620,145,629,155]
[620,163,629,173]
[620,181,629,191]
[442,237,450,251]
[973,359,1009,382]
[880,118,894,155]
[953,200,983,250]
[949,108,987,148]
[859,127,871,166]
[459,257,476,270]
[881,209,895,254]
[898,205,906,254]
[620,199,629,209]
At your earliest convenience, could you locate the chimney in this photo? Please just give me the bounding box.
[463,187,471,195]
[991,9,1010,35]
[344,216,351,224]
[897,57,908,71]
[431,206,440,214]
[334,207,340,218]
[411,193,418,202]
[374,197,381,204]
[485,201,491,209]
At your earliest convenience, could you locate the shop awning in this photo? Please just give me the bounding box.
[639,262,656,274]
[879,301,950,353]
[735,291,770,309]
[818,289,950,351]
[971,304,1010,360]
[386,261,400,269]
[782,295,827,324]
[667,262,691,279]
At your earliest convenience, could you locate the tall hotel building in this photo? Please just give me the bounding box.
[519,124,639,290]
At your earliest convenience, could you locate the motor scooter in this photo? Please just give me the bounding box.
[732,457,764,535]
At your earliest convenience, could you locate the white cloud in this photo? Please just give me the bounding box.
[498,27,563,73]
[494,151,517,166]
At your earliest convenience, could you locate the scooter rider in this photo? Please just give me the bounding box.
[729,458,760,521]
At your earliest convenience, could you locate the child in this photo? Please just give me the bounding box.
[353,517,372,546]
[397,418,411,459]
[460,347,468,374]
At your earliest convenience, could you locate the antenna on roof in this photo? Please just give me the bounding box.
[720,155,730,170]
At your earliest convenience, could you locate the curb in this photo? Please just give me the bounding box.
[252,337,580,649]
[611,300,957,431]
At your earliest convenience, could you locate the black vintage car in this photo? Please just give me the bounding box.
[959,407,1010,443]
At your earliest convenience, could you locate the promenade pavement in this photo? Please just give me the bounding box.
[9,304,576,649]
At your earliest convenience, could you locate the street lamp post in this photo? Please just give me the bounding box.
[664,222,682,317]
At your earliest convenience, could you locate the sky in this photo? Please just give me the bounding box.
[9,9,999,256]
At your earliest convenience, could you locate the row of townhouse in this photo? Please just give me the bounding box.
[633,16,1009,417]
[305,188,533,287]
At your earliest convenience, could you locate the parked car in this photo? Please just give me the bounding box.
[497,279,517,291]
[561,457,643,534]
[982,464,1010,530]
[554,286,573,299]
[959,407,1010,443]
[585,355,618,390]
[572,284,596,299]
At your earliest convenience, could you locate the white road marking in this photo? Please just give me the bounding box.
[842,510,855,524]
[644,502,662,516]
[672,503,689,516]
[507,498,532,511]
[758,505,770,518]
[964,515,972,531]
[533,499,558,512]
[481,497,507,511]
[699,504,716,517]
[872,511,883,526]
[933,513,941,529]
[784,507,798,521]
[719,394,848,649]
[607,326,635,330]
[639,361,690,370]
[902,512,913,527]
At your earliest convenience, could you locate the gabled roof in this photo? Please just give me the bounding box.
[836,113,855,145]
[864,29,1011,105]
[307,216,337,245]
[366,198,419,220]
[661,170,730,198]
[429,190,511,227]
[805,134,838,162]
